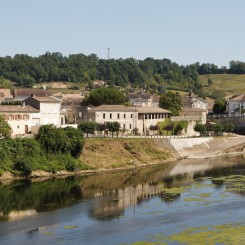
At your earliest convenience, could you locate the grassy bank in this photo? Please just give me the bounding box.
[0,137,174,179]
[80,138,174,170]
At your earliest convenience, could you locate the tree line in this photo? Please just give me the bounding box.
[1,52,244,92]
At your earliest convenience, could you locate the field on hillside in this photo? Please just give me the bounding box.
[199,74,245,95]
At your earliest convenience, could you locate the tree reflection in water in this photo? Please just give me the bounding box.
[1,154,245,222]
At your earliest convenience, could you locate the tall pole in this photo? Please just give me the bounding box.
[108,47,110,60]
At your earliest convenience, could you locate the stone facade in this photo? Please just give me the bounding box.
[0,105,39,135]
[88,105,171,135]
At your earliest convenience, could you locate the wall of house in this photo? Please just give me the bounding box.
[1,112,40,135]
[137,113,170,135]
[39,103,61,127]
[227,101,245,115]
[192,100,207,110]
[91,111,136,133]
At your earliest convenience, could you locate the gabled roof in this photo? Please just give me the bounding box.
[0,105,39,113]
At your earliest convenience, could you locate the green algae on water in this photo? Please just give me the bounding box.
[167,223,245,245]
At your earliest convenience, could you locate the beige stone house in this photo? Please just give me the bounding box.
[0,105,39,135]
[88,105,171,135]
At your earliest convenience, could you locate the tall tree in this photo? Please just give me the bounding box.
[159,91,182,116]
[81,87,126,106]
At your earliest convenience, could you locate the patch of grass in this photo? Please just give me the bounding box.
[199,74,245,95]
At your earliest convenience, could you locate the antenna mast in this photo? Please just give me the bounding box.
[108,47,110,60]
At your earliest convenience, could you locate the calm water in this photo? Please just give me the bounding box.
[1,155,245,245]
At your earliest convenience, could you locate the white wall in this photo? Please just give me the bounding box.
[39,103,61,127]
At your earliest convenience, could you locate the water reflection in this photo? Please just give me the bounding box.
[1,155,245,222]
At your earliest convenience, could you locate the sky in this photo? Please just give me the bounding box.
[1,0,245,67]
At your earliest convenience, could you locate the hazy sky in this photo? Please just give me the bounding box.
[1,0,245,67]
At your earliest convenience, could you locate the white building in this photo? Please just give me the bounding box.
[182,92,208,112]
[227,94,245,116]
[24,95,63,127]
[89,105,137,133]
[88,105,171,135]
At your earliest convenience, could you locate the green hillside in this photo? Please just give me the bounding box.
[199,74,245,95]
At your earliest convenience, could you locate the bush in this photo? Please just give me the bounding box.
[14,161,32,176]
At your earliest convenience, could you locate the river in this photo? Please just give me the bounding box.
[1,155,245,244]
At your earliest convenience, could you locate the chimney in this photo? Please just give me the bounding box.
[31,93,35,98]
[22,101,25,107]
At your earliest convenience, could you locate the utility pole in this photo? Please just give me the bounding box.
[108,47,110,60]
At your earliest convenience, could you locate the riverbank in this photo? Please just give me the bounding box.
[1,136,245,181]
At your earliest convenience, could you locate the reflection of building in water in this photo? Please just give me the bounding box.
[89,184,167,220]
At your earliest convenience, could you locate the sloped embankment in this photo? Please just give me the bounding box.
[80,138,177,170]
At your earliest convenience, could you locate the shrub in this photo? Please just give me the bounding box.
[14,161,32,176]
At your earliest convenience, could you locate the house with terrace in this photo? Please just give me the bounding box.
[87,105,171,135]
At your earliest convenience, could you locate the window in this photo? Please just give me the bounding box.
[16,114,22,120]
[129,124,132,129]
[131,114,133,118]
[110,113,112,119]
[117,113,120,119]
[103,113,105,119]
[23,115,29,120]
[124,113,126,119]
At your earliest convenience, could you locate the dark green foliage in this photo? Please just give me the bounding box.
[173,121,188,135]
[159,91,182,116]
[0,52,205,93]
[0,116,11,139]
[78,122,97,137]
[36,125,84,157]
[1,100,21,105]
[106,122,121,137]
[0,135,88,176]
[14,161,32,176]
[63,126,84,157]
[223,122,235,133]
[81,87,126,106]
[213,98,227,114]
[194,123,207,135]
[149,125,158,135]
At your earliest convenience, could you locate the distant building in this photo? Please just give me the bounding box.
[93,80,107,88]
[182,92,208,112]
[87,105,171,135]
[127,90,159,107]
[0,105,39,135]
[227,94,245,116]
[24,94,63,127]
